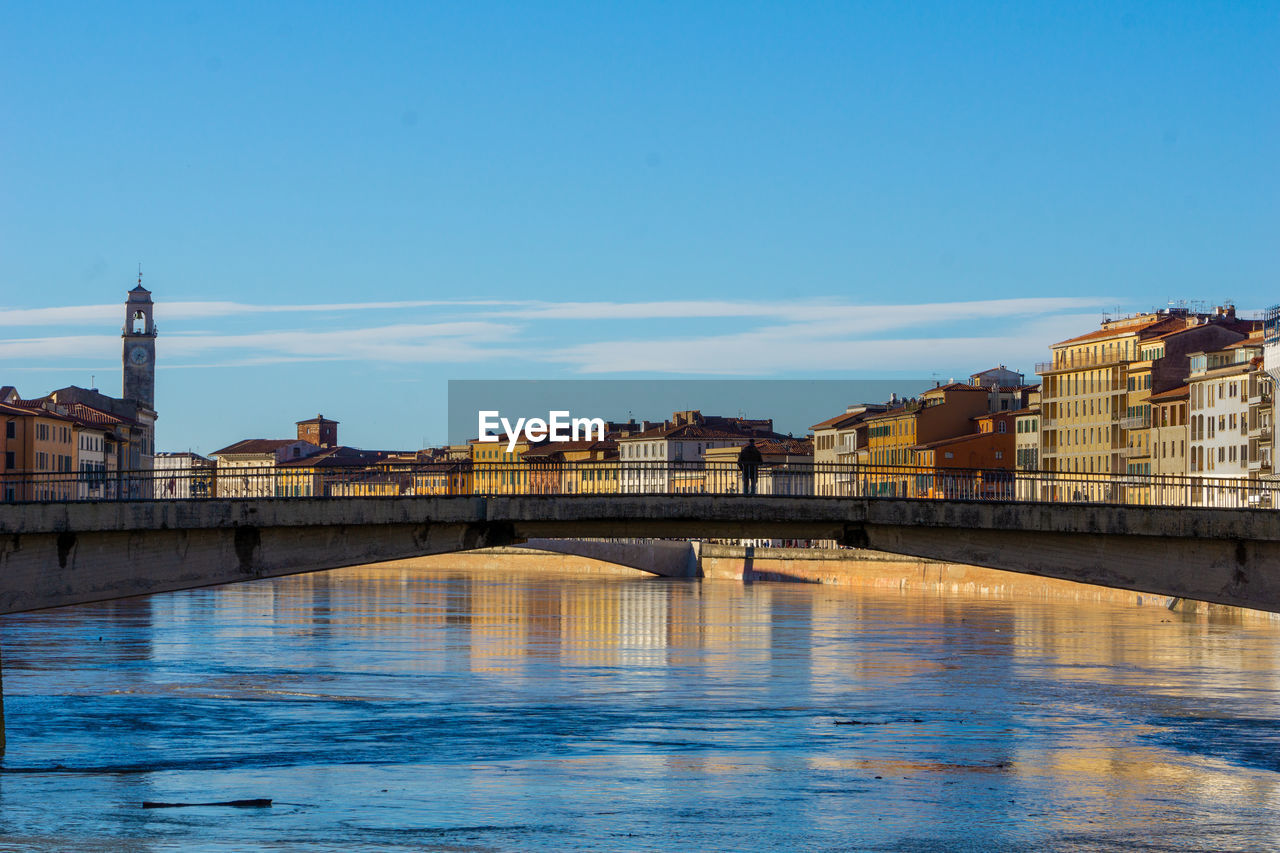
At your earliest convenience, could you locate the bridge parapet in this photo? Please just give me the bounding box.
[1,461,1274,509]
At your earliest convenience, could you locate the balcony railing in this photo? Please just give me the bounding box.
[1036,350,1129,375]
[0,461,1274,508]
[1120,414,1151,430]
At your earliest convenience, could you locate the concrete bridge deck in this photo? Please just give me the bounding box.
[1,494,1278,614]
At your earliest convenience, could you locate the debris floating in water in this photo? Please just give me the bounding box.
[142,799,272,809]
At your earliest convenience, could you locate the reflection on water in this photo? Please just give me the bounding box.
[2,567,1280,851]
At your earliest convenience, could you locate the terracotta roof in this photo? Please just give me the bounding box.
[862,404,919,422]
[277,447,389,468]
[212,438,313,456]
[0,401,34,418]
[755,438,814,456]
[576,450,620,463]
[1006,406,1041,417]
[923,383,988,394]
[59,402,131,429]
[296,414,339,424]
[1148,384,1190,402]
[1051,317,1168,347]
[618,422,784,441]
[522,439,617,458]
[912,432,997,450]
[810,411,864,431]
[0,400,77,423]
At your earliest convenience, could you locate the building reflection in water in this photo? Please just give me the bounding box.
[2,564,1280,849]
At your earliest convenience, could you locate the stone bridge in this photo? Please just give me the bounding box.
[1,494,1278,614]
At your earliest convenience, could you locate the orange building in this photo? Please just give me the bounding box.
[0,400,79,501]
[912,411,1017,499]
[862,384,993,495]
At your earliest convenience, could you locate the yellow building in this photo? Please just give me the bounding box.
[568,457,620,495]
[411,460,473,495]
[522,439,618,494]
[374,449,473,495]
[1037,308,1257,501]
[810,404,889,496]
[277,447,390,497]
[1147,384,1190,505]
[327,475,404,497]
[471,436,538,494]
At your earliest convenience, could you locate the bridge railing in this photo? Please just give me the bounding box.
[0,461,1274,508]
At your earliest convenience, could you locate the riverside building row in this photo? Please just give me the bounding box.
[4,288,1279,509]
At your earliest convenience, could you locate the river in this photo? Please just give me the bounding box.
[1,565,1278,851]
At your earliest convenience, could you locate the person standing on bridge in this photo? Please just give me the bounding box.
[738,439,762,495]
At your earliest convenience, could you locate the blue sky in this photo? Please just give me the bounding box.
[1,2,1276,451]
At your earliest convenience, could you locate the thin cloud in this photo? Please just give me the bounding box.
[543,314,1094,376]
[0,294,1114,327]
[488,295,1112,324]
[0,296,1115,372]
[0,299,527,327]
[0,322,526,366]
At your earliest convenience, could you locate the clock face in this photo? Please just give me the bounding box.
[130,346,149,365]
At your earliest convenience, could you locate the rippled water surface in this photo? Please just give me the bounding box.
[2,566,1280,851]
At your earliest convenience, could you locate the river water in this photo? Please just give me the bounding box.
[1,566,1279,851]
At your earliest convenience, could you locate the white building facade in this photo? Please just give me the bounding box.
[210,439,319,498]
[154,452,216,498]
[1188,337,1270,507]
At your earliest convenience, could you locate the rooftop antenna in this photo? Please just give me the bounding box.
[90,373,96,391]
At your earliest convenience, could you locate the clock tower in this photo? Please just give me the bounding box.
[122,276,156,410]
